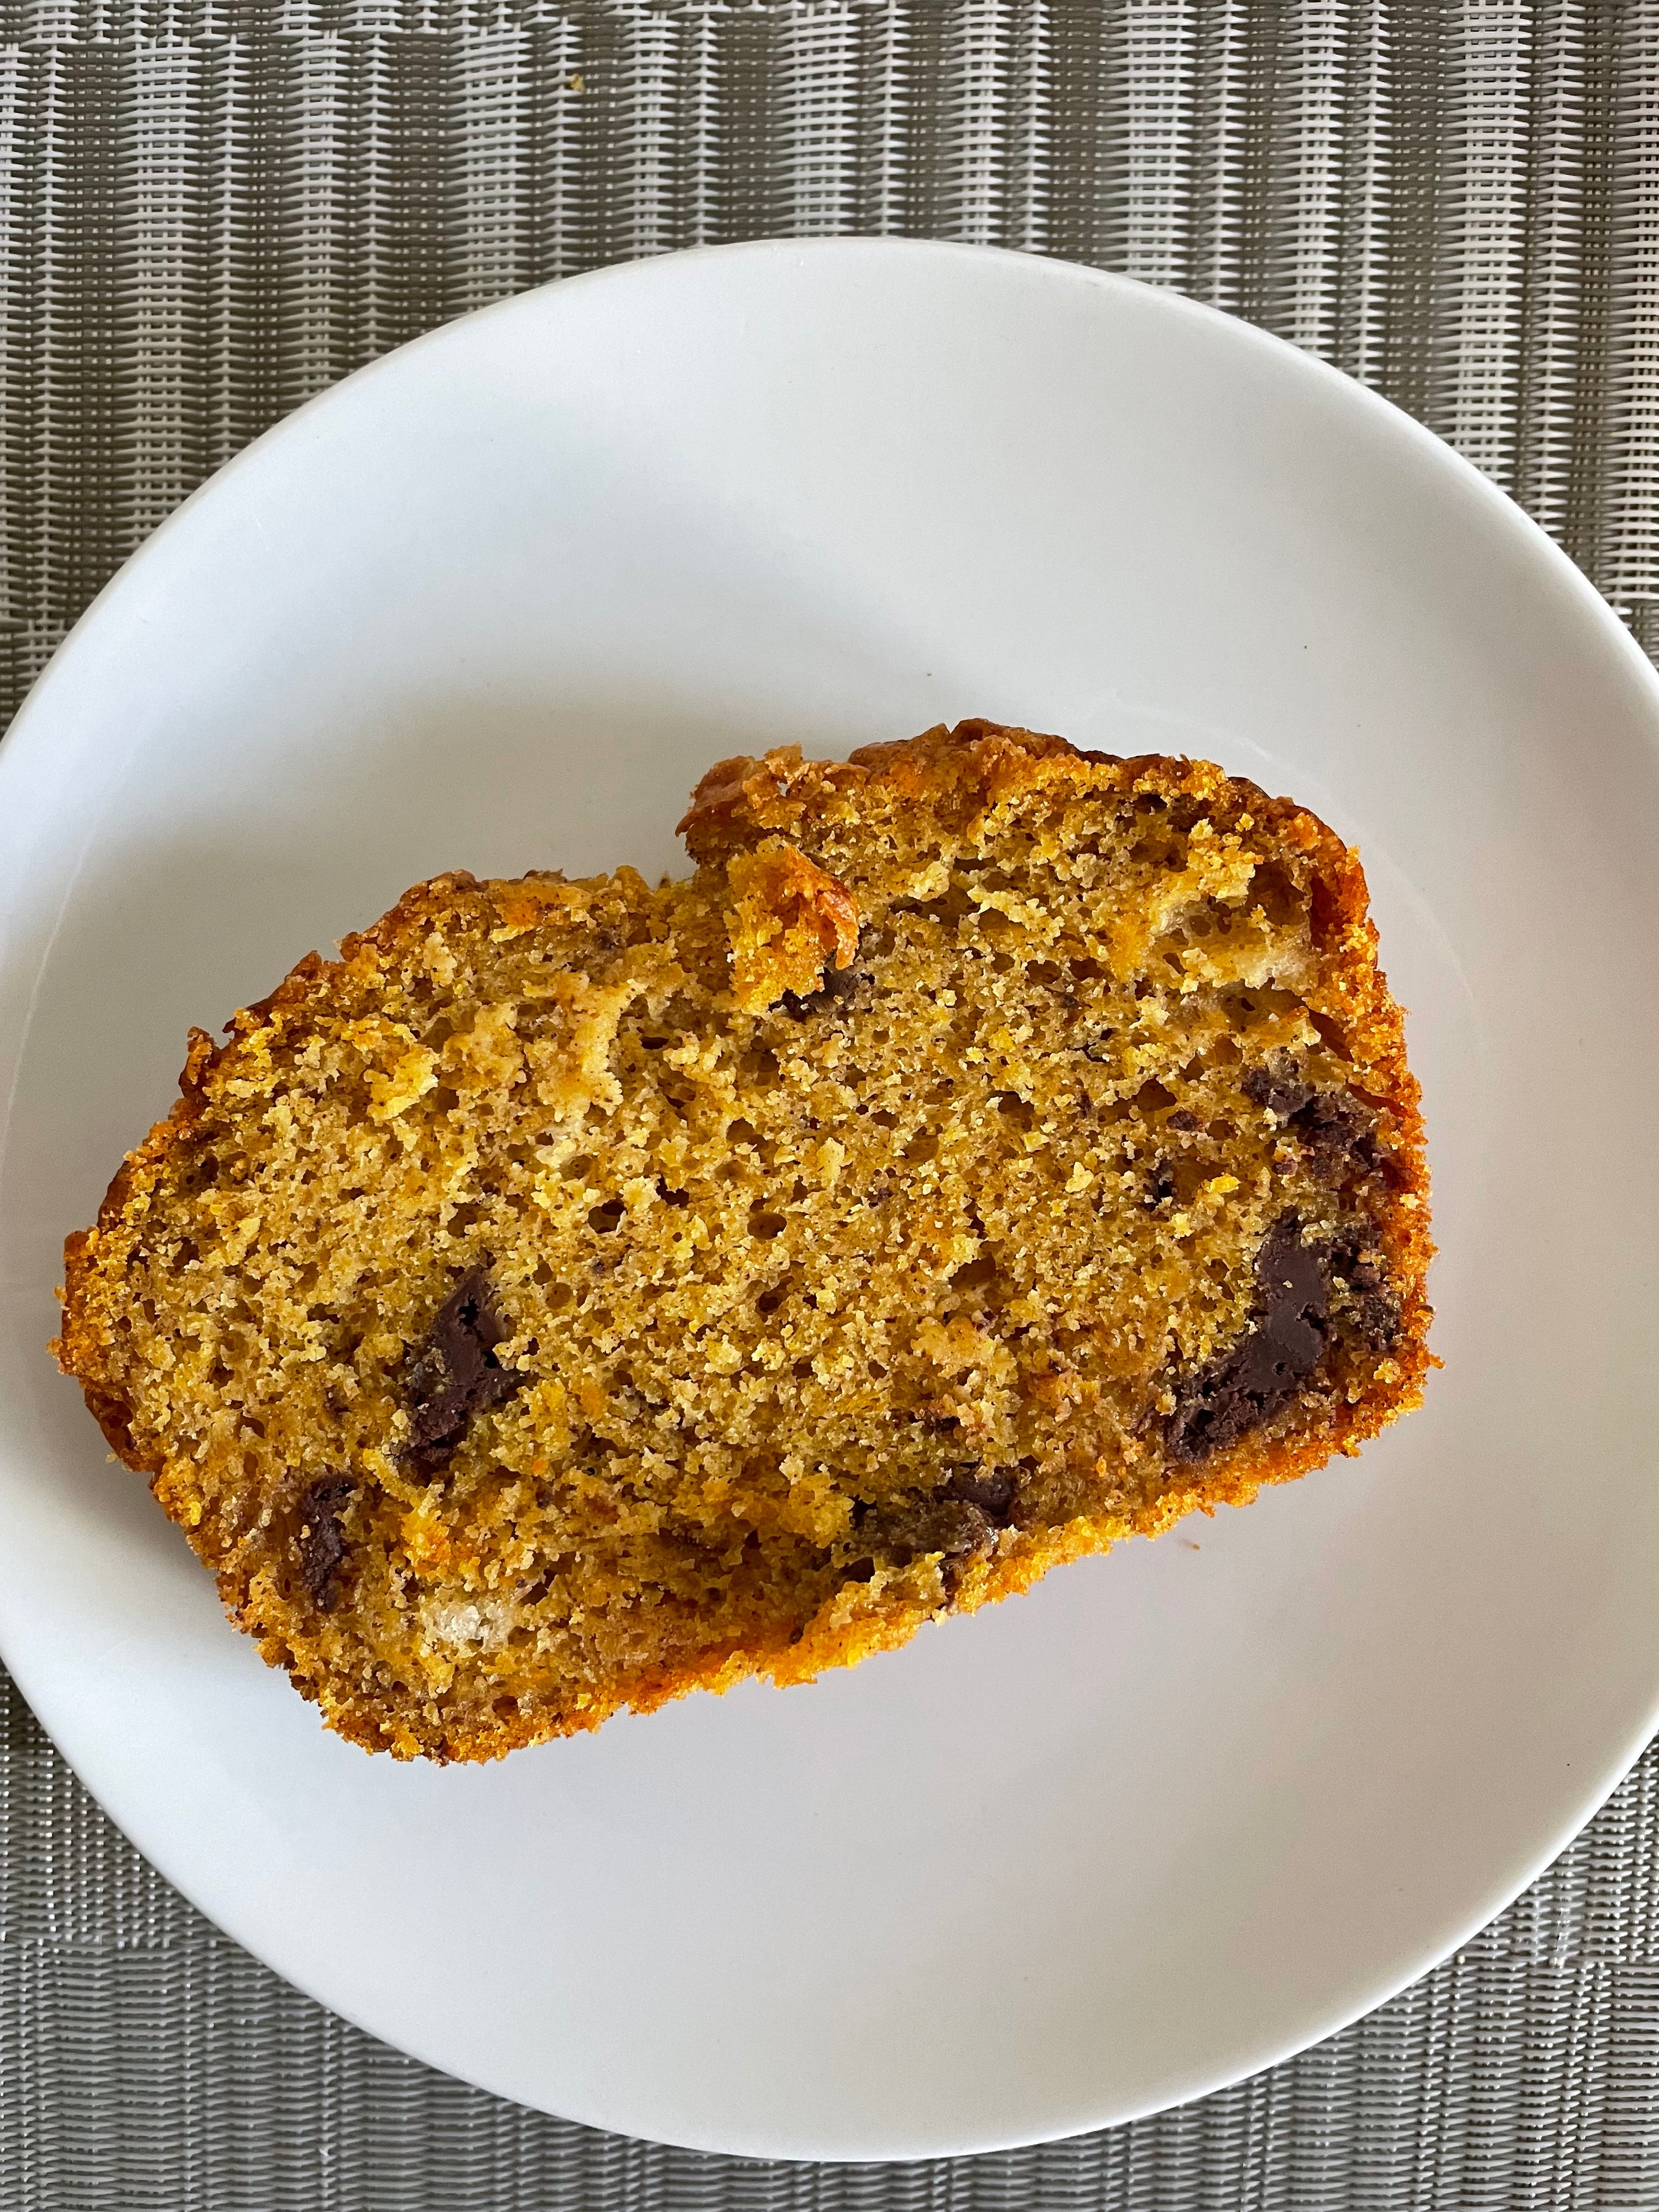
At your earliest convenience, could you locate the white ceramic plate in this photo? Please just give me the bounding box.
[3,239,1658,2163]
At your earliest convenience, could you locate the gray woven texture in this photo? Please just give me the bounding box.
[4,1,1659,2204]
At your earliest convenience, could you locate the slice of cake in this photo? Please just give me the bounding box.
[53,721,1432,1760]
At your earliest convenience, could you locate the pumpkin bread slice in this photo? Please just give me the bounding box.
[54,720,1432,1760]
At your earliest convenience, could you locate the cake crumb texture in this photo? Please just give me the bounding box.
[53,721,1432,1760]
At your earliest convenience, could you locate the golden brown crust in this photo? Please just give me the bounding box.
[54,719,1432,1761]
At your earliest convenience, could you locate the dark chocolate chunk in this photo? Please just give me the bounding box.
[945,1465,1018,1522]
[852,1495,993,1568]
[1291,1088,1381,1176]
[402,1267,526,1477]
[1325,1225,1402,1347]
[1167,1108,1200,1132]
[781,936,868,1020]
[1324,1223,1383,1292]
[297,1475,355,1611]
[1245,1060,1386,1178]
[1241,1058,1316,1120]
[1166,1213,1332,1463]
[1346,1287,1402,1348]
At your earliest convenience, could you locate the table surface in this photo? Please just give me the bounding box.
[4,4,1659,2206]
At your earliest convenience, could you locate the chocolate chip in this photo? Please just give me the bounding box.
[1245,1061,1386,1178]
[1324,1223,1381,1291]
[1167,1109,1200,1131]
[782,935,869,1020]
[297,1475,355,1611]
[1346,1287,1402,1348]
[401,1267,526,1477]
[852,1495,993,1568]
[1292,1089,1381,1176]
[1165,1213,1332,1463]
[781,963,863,1020]
[945,1465,1018,1522]
[1325,1225,1402,1347]
[1242,1058,1317,1120]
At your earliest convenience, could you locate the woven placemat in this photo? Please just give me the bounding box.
[4,3,1659,2205]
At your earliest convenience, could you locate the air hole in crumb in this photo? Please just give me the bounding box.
[748,1210,787,1240]
[588,1199,625,1233]
[950,1251,1000,1291]
[1249,861,1303,927]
